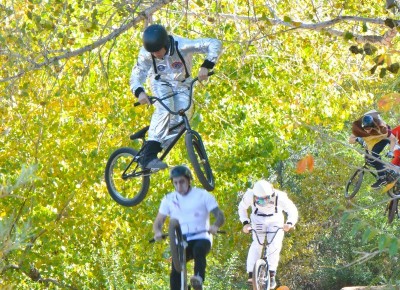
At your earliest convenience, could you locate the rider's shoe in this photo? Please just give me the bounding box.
[140,141,167,169]
[190,275,203,290]
[270,271,276,289]
[247,272,253,284]
[145,158,167,170]
[371,178,387,189]
[270,276,276,289]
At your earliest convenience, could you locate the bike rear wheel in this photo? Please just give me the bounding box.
[104,147,150,207]
[388,198,399,224]
[185,131,215,191]
[169,219,185,273]
[345,168,365,200]
[252,259,270,290]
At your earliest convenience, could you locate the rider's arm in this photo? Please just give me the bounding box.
[238,190,253,225]
[388,132,397,152]
[210,207,225,228]
[178,37,223,69]
[278,191,299,227]
[129,47,153,98]
[153,212,167,240]
[349,134,357,144]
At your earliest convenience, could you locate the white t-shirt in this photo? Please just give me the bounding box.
[159,187,219,241]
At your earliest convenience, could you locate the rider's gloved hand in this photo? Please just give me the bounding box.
[209,224,219,235]
[138,92,151,105]
[386,151,394,158]
[355,137,366,147]
[153,231,163,241]
[242,224,252,234]
[198,67,209,82]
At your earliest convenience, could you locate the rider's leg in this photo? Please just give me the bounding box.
[246,238,263,277]
[169,262,181,290]
[141,141,167,169]
[143,83,176,169]
[186,239,210,286]
[162,84,193,149]
[369,139,390,188]
[265,225,285,273]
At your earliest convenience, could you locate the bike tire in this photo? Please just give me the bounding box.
[185,131,215,191]
[344,168,365,200]
[388,198,398,224]
[252,259,270,290]
[169,219,185,273]
[104,147,150,207]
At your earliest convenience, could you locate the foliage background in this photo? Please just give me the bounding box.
[1,0,400,289]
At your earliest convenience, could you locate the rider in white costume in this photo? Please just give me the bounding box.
[238,180,298,289]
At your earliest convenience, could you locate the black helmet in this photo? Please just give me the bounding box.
[142,24,170,52]
[361,115,375,128]
[170,165,193,181]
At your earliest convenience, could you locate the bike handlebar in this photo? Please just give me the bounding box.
[134,71,215,108]
[248,226,283,246]
[149,228,225,243]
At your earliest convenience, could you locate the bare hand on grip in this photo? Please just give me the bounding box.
[138,92,151,105]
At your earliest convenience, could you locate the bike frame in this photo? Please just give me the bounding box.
[252,227,283,260]
[122,74,210,179]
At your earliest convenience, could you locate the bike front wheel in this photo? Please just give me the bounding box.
[387,198,399,224]
[252,259,270,290]
[345,168,365,200]
[185,131,215,191]
[169,219,185,273]
[104,147,150,207]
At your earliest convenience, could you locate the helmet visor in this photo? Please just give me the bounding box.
[254,194,274,206]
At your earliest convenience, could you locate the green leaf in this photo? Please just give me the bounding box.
[284,16,292,22]
[378,235,387,251]
[379,67,387,78]
[344,31,353,40]
[351,221,362,235]
[362,22,368,32]
[341,212,351,223]
[389,238,398,257]
[361,227,371,243]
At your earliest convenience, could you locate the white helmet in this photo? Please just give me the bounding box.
[253,180,275,198]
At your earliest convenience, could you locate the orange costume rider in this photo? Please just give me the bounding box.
[349,110,396,188]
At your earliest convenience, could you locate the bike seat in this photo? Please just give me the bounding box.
[130,126,149,140]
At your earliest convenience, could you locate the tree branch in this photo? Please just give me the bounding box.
[169,10,398,45]
[0,0,174,83]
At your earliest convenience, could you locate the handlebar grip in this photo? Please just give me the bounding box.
[207,71,215,76]
[134,101,141,107]
[217,230,226,234]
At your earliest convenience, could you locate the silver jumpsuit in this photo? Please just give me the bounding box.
[129,35,222,147]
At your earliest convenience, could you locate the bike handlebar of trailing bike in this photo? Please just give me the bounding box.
[149,228,226,243]
[134,71,215,112]
[248,226,283,246]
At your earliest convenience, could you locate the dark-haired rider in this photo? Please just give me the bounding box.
[130,24,222,169]
[152,165,225,290]
[349,110,397,188]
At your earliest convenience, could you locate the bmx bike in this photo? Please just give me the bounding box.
[150,219,224,290]
[250,226,283,290]
[105,73,215,207]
